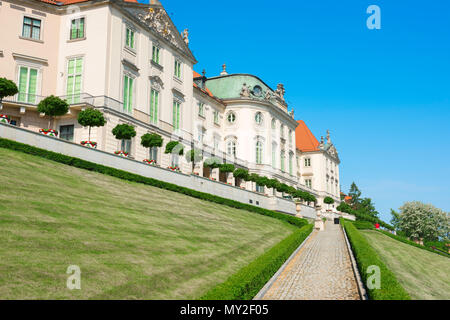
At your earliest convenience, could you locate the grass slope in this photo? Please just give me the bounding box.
[361,231,450,300]
[0,148,296,299]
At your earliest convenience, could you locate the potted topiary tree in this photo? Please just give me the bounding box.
[37,95,69,137]
[233,168,249,189]
[203,157,222,180]
[141,133,163,165]
[165,141,184,171]
[219,163,235,185]
[77,108,106,148]
[112,123,136,157]
[324,196,335,211]
[0,78,18,123]
[248,173,260,192]
[186,148,203,174]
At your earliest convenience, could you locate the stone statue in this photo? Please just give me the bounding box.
[326,129,331,144]
[320,136,324,148]
[289,109,294,117]
[275,83,285,100]
[240,83,251,98]
[182,28,189,45]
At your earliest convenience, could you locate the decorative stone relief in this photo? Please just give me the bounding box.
[275,83,285,101]
[240,83,251,98]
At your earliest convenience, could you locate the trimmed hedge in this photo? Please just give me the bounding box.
[378,230,449,259]
[201,224,313,300]
[352,220,375,230]
[0,138,307,229]
[342,219,411,300]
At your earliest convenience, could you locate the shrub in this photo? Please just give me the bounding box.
[324,196,335,205]
[201,224,313,300]
[219,163,235,173]
[342,219,411,300]
[203,157,222,169]
[77,108,106,141]
[112,124,136,140]
[337,202,352,213]
[233,168,249,181]
[185,149,203,173]
[37,95,69,129]
[141,133,163,149]
[164,141,184,155]
[0,78,18,104]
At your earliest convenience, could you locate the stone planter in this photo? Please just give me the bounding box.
[114,150,129,157]
[39,129,58,137]
[295,201,303,218]
[0,114,10,124]
[80,141,97,149]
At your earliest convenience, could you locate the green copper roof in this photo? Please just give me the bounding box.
[205,74,274,100]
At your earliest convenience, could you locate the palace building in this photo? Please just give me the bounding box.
[0,0,341,208]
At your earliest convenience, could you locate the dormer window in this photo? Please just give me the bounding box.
[305,158,311,167]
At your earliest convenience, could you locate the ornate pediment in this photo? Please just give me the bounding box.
[150,75,164,90]
[122,4,195,62]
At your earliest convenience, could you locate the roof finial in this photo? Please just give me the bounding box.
[320,136,324,148]
[202,69,206,77]
[182,29,189,45]
[326,130,331,144]
[220,63,228,76]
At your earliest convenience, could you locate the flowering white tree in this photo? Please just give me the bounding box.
[398,201,449,242]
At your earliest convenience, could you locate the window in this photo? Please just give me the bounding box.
[214,136,219,150]
[17,66,38,103]
[152,45,160,64]
[59,125,74,141]
[256,184,264,193]
[123,74,133,113]
[271,118,276,131]
[305,179,312,189]
[125,26,135,49]
[213,110,219,124]
[150,89,159,125]
[174,60,182,78]
[66,57,83,104]
[227,112,236,124]
[280,152,285,172]
[150,147,158,162]
[70,18,85,40]
[198,102,204,117]
[255,112,263,125]
[198,128,204,143]
[289,153,293,175]
[280,124,285,138]
[272,144,276,168]
[304,158,311,167]
[289,130,293,145]
[173,100,181,130]
[227,140,236,157]
[121,139,131,154]
[256,141,263,164]
[22,17,41,40]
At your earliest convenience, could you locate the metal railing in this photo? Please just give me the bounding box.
[4,92,94,107]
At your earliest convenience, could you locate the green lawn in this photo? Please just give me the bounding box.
[0,148,295,299]
[361,230,450,300]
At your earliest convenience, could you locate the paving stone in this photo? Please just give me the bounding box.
[261,221,360,300]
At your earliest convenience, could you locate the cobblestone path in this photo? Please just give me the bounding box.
[260,221,360,300]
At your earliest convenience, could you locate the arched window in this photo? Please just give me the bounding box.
[272,143,277,168]
[227,140,236,157]
[256,140,263,164]
[255,112,263,125]
[271,118,276,130]
[280,151,285,172]
[280,124,285,138]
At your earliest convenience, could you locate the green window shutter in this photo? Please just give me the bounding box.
[177,103,180,130]
[154,91,158,124]
[18,67,28,102]
[71,19,77,39]
[68,59,75,75]
[79,18,84,38]
[149,90,154,123]
[66,76,74,104]
[123,75,129,112]
[126,28,130,47]
[74,75,82,103]
[172,101,176,128]
[156,48,160,64]
[28,69,37,104]
[130,30,134,49]
[128,77,133,112]
[75,58,82,74]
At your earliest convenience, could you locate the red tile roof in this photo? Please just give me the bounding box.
[295,120,320,152]
[193,71,214,98]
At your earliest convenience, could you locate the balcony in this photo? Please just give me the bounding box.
[1,93,94,112]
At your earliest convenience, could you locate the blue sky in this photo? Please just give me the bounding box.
[155,0,450,222]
